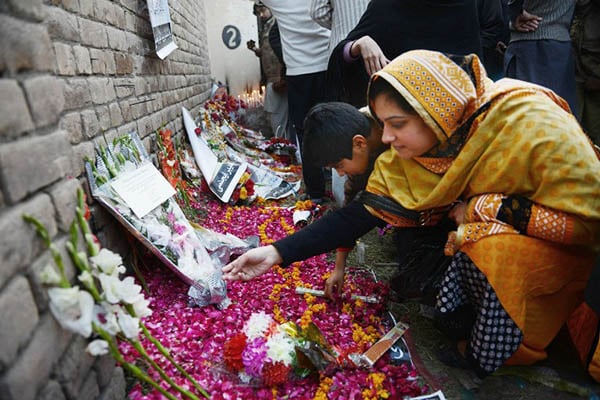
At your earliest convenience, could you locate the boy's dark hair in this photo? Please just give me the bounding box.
[303,102,372,167]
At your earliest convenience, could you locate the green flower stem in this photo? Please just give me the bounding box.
[64,241,102,302]
[131,339,202,400]
[140,323,210,399]
[22,214,69,288]
[94,325,180,400]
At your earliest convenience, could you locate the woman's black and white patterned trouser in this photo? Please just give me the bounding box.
[435,251,523,375]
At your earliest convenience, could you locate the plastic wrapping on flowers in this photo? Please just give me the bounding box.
[121,200,429,399]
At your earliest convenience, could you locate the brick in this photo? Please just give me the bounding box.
[23,76,65,128]
[72,46,92,75]
[28,236,78,314]
[90,49,116,75]
[55,336,95,400]
[48,178,80,232]
[45,5,79,42]
[0,130,72,203]
[0,79,34,137]
[113,78,134,98]
[114,53,133,75]
[80,110,99,139]
[106,26,128,52]
[0,276,40,369]
[71,142,95,177]
[59,112,83,144]
[78,0,93,18]
[0,15,53,74]
[97,367,125,400]
[88,78,116,104]
[79,18,107,48]
[47,0,79,13]
[6,0,45,21]
[96,105,111,131]
[108,102,124,127]
[63,78,91,110]
[54,43,76,76]
[0,194,56,288]
[93,355,115,389]
[93,0,125,28]
[0,314,72,400]
[36,380,66,400]
[76,370,99,400]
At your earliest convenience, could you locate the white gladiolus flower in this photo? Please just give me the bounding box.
[117,311,140,340]
[48,287,94,338]
[132,297,152,318]
[86,339,109,356]
[98,274,144,305]
[39,263,62,285]
[93,304,120,336]
[90,248,123,276]
[84,234,101,255]
[78,270,94,288]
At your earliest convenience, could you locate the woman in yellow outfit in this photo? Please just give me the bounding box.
[224,50,600,377]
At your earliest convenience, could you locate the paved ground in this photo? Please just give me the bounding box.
[353,228,600,400]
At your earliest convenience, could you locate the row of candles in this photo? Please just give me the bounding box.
[238,85,265,108]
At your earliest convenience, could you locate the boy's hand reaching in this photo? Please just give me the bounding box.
[324,268,345,299]
[223,245,282,281]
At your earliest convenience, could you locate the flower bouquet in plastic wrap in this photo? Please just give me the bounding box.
[221,311,350,387]
[84,132,230,308]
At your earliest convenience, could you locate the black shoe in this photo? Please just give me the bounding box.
[436,345,472,370]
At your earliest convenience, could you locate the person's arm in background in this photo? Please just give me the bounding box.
[508,0,541,32]
[309,0,333,30]
[478,0,505,51]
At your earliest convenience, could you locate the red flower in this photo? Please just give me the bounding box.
[245,179,255,195]
[195,127,202,136]
[262,361,291,386]
[224,333,247,372]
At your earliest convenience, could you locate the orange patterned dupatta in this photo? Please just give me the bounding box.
[365,50,600,365]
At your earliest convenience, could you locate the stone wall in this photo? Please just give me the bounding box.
[0,0,212,399]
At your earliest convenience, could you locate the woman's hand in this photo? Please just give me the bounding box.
[222,245,282,281]
[513,10,542,33]
[352,35,390,76]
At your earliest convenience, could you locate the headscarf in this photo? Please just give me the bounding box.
[365,50,600,220]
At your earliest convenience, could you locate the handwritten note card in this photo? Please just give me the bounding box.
[110,162,176,218]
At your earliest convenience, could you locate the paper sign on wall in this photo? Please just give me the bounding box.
[147,0,178,59]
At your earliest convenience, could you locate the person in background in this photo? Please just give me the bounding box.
[504,0,578,114]
[224,50,600,378]
[571,0,600,145]
[327,0,486,106]
[247,2,289,138]
[258,0,331,203]
[309,0,371,57]
[479,0,510,80]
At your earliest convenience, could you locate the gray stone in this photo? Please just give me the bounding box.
[88,78,116,105]
[80,110,99,140]
[106,26,128,52]
[97,367,125,400]
[96,105,111,131]
[0,79,35,137]
[23,76,65,128]
[76,370,100,400]
[0,314,72,400]
[47,0,79,13]
[0,15,53,75]
[36,380,66,400]
[79,18,107,48]
[136,115,154,138]
[54,43,76,76]
[78,0,93,18]
[71,141,95,177]
[0,130,72,203]
[48,178,80,232]
[55,336,95,399]
[113,78,134,98]
[93,355,115,389]
[6,0,45,21]
[0,194,56,288]
[114,53,133,75]
[45,5,79,42]
[63,78,91,110]
[72,46,92,75]
[0,276,40,369]
[90,49,116,75]
[94,0,125,27]
[108,102,124,127]
[59,112,83,144]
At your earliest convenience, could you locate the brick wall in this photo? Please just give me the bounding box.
[0,0,212,399]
